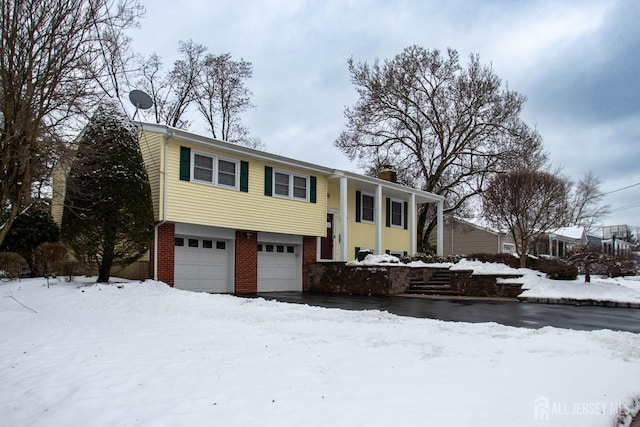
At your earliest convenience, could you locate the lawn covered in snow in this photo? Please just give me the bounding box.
[1,278,639,426]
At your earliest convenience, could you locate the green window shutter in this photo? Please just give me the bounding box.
[404,201,408,230]
[264,166,272,196]
[355,247,360,259]
[385,197,391,227]
[310,176,317,203]
[240,161,249,192]
[179,146,191,181]
[355,191,361,223]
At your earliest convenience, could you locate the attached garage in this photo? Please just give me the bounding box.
[257,233,302,292]
[173,228,235,293]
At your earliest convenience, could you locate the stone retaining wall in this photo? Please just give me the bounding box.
[451,271,524,298]
[308,262,524,298]
[308,262,412,296]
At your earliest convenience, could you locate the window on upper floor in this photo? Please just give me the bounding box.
[385,197,407,229]
[180,146,249,191]
[355,190,375,223]
[361,193,374,222]
[191,151,239,190]
[272,169,309,201]
[391,200,403,227]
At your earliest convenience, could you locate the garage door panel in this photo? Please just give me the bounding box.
[174,235,232,293]
[257,243,301,292]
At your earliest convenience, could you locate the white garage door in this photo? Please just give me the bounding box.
[174,236,232,293]
[257,242,301,292]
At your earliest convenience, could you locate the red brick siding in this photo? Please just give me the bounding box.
[235,230,258,294]
[302,236,317,292]
[155,222,175,286]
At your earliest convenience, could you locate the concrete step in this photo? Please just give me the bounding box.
[406,288,460,296]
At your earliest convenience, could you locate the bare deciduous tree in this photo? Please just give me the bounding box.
[0,0,144,247]
[136,43,262,148]
[335,46,546,250]
[483,169,568,267]
[136,40,206,129]
[565,171,610,231]
[195,53,262,148]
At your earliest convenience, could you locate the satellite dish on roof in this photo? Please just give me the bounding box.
[128,90,153,120]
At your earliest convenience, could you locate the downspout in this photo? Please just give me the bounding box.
[154,131,174,281]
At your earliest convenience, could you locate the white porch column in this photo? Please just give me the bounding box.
[340,175,349,261]
[375,184,383,255]
[409,193,416,255]
[436,199,444,256]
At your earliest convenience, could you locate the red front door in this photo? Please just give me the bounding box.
[320,213,334,259]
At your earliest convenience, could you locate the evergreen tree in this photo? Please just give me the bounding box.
[0,202,60,274]
[62,102,154,283]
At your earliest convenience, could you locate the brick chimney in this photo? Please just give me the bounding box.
[377,165,397,183]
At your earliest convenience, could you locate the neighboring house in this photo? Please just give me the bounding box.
[533,226,587,258]
[52,123,444,293]
[431,216,516,256]
[602,237,632,256]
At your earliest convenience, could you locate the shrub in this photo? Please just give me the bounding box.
[0,252,30,279]
[0,204,60,273]
[400,252,462,264]
[32,242,68,277]
[466,253,521,269]
[534,257,578,280]
[62,260,83,282]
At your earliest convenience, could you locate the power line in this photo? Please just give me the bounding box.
[610,202,640,213]
[604,182,640,195]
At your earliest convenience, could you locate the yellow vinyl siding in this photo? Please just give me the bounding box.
[163,142,327,237]
[346,187,410,258]
[137,131,163,220]
[50,165,69,226]
[383,226,410,254]
[327,183,341,210]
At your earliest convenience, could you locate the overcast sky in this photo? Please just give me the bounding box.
[128,0,640,232]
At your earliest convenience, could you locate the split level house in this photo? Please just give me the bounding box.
[54,123,445,293]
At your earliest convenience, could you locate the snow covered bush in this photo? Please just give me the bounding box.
[466,253,521,269]
[400,252,462,264]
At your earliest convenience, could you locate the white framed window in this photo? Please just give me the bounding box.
[390,199,404,227]
[502,243,516,254]
[191,151,239,189]
[217,158,237,188]
[361,193,374,222]
[193,153,214,183]
[273,170,308,201]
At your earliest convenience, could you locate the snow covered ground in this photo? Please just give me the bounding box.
[1,277,639,426]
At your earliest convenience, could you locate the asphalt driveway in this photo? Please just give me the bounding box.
[251,292,640,333]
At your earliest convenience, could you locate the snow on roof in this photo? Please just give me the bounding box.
[548,226,585,240]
